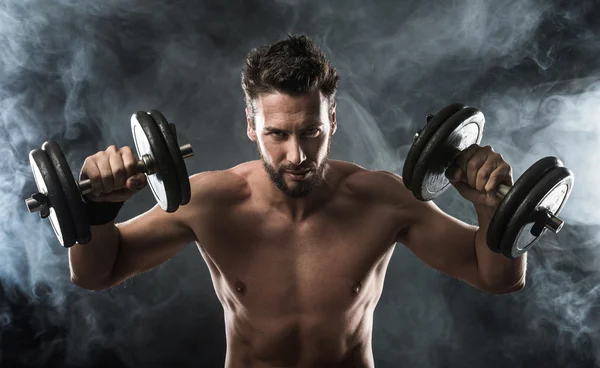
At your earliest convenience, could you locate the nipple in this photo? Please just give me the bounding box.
[234,280,246,295]
[351,281,362,295]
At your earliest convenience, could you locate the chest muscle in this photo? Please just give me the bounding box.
[194,205,398,316]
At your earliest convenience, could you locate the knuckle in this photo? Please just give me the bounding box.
[125,162,137,173]
[105,145,118,152]
[465,144,479,154]
[91,151,104,159]
[120,146,135,159]
[498,163,510,172]
[113,166,127,178]
[96,152,110,162]
[477,169,490,180]
[100,173,113,183]
[80,161,91,174]
[467,160,479,171]
[81,162,96,178]
[122,150,137,162]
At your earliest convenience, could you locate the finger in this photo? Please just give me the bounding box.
[475,155,498,193]
[466,149,489,189]
[485,162,513,194]
[99,146,117,193]
[109,151,127,191]
[453,144,479,173]
[81,157,103,196]
[120,146,144,190]
[445,163,464,182]
[126,174,147,191]
[120,146,138,178]
[451,180,483,203]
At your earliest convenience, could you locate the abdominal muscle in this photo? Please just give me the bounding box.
[221,291,376,368]
[195,221,395,368]
[191,161,402,367]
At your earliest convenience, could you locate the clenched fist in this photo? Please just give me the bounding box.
[79,145,148,203]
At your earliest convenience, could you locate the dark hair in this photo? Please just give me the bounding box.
[241,34,340,127]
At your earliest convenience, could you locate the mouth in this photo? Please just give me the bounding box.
[285,170,311,180]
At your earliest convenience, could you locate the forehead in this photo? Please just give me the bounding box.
[254,90,328,127]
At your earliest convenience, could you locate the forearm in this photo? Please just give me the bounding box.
[474,210,527,293]
[68,222,120,289]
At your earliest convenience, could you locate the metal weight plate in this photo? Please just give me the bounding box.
[486,157,562,253]
[500,166,574,258]
[28,148,77,247]
[131,112,182,212]
[42,141,92,245]
[410,106,485,201]
[402,103,465,192]
[148,110,191,206]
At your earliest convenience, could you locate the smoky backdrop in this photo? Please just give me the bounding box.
[1,0,599,367]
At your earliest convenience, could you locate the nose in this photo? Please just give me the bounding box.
[285,138,307,166]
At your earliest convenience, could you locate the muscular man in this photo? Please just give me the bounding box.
[70,34,525,367]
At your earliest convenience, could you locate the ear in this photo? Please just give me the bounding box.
[330,101,337,136]
[246,108,257,142]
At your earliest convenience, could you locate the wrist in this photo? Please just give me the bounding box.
[475,205,495,227]
[82,196,125,225]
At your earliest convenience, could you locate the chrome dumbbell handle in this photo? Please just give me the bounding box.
[25,143,193,213]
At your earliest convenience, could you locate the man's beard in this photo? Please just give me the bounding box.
[258,141,331,198]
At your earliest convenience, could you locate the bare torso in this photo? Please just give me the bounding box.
[189,160,405,368]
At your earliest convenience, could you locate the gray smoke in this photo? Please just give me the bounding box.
[1,0,599,367]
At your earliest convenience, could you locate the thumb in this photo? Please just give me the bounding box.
[126,173,147,191]
[448,179,480,203]
[445,165,482,202]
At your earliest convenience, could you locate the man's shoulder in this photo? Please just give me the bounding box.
[334,161,411,205]
[187,162,255,205]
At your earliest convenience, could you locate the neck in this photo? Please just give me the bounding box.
[259,162,334,221]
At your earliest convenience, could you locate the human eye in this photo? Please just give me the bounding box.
[303,128,321,137]
[270,131,287,138]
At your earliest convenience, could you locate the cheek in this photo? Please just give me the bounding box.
[259,140,282,163]
[316,136,330,157]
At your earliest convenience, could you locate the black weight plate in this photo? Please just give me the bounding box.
[148,110,191,206]
[411,106,485,201]
[29,148,77,247]
[131,112,181,212]
[402,103,465,192]
[486,156,563,253]
[42,141,92,245]
[500,166,574,258]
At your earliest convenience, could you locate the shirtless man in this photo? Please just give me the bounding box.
[69,34,526,367]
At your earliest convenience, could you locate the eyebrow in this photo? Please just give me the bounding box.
[263,124,323,133]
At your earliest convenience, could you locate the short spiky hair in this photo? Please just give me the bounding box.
[241,34,340,127]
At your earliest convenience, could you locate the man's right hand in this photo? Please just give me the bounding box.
[79,145,148,203]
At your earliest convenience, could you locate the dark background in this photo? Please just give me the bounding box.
[2,0,600,367]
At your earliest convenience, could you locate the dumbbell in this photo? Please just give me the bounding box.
[402,103,574,258]
[25,110,194,248]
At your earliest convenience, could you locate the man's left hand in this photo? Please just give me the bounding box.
[445,144,513,211]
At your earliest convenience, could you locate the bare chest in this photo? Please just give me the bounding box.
[193,203,400,315]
